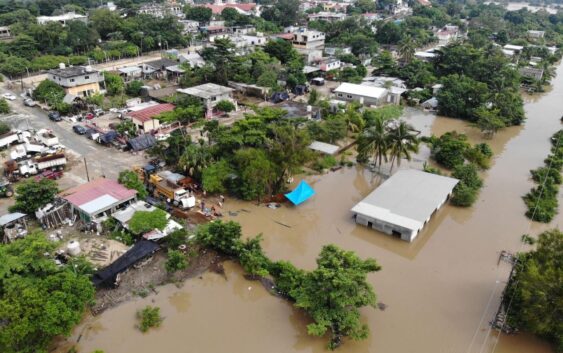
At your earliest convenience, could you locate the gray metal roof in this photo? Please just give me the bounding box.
[0,212,26,226]
[177,83,234,99]
[351,169,458,232]
[49,66,98,78]
[309,141,339,155]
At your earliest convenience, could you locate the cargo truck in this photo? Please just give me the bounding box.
[148,174,195,209]
[5,153,67,178]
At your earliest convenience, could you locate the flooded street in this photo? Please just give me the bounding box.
[61,63,562,353]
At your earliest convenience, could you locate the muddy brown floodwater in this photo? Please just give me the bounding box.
[57,63,562,353]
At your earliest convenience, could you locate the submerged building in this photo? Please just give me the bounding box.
[351,169,458,242]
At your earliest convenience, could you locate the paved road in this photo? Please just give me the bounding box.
[0,86,146,185]
[18,52,164,86]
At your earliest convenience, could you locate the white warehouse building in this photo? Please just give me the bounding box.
[351,169,458,242]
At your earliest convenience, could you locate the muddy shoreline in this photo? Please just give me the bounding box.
[91,246,225,315]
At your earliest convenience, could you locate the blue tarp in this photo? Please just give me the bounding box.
[285,180,315,205]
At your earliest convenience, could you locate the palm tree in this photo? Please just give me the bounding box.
[357,116,390,169]
[343,103,365,136]
[388,121,420,173]
[179,144,212,179]
[398,36,416,64]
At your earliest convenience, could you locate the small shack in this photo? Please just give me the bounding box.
[351,169,458,242]
[0,212,28,243]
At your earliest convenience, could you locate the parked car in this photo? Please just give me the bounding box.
[93,108,104,116]
[2,93,16,100]
[72,125,87,135]
[34,170,63,181]
[23,98,36,107]
[84,112,95,120]
[48,111,62,122]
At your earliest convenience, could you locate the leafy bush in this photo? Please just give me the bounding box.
[126,80,144,97]
[9,179,59,215]
[165,250,188,273]
[216,100,235,113]
[0,98,10,114]
[165,228,189,249]
[196,221,243,257]
[137,306,162,332]
[129,209,168,234]
[450,163,483,207]
[313,155,337,172]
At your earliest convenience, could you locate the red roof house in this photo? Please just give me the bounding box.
[61,178,137,221]
[127,103,175,132]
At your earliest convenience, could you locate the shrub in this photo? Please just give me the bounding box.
[165,228,189,249]
[165,250,188,273]
[216,100,235,113]
[0,121,10,134]
[0,98,10,114]
[137,306,162,332]
[129,209,168,234]
[313,155,337,172]
[451,183,479,207]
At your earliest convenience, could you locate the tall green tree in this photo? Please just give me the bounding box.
[9,179,58,215]
[118,170,147,199]
[357,115,390,167]
[0,232,95,353]
[387,121,420,173]
[291,245,381,350]
[504,229,562,352]
[398,36,416,63]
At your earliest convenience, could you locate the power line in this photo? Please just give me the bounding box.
[466,128,562,353]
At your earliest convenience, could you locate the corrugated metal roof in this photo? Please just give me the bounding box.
[334,83,387,100]
[61,178,137,209]
[128,103,175,123]
[351,170,458,232]
[0,212,26,226]
[80,194,119,214]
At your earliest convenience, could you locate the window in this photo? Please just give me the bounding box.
[347,95,353,99]
[70,78,75,82]
[85,75,89,79]
[337,93,343,97]
[211,97,217,101]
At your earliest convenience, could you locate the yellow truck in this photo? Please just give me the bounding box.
[148,174,195,209]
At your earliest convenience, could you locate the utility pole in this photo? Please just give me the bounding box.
[83,157,90,182]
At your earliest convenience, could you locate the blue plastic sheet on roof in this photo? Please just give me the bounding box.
[285,180,315,205]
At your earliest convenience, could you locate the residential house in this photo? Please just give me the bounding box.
[416,0,431,6]
[232,25,256,35]
[527,30,545,39]
[179,53,206,68]
[127,103,175,132]
[242,34,267,46]
[519,66,544,81]
[138,2,183,18]
[37,12,87,25]
[436,25,460,45]
[60,178,138,223]
[99,2,117,11]
[386,0,410,15]
[308,12,347,22]
[177,83,236,118]
[320,58,341,72]
[47,65,103,97]
[178,20,200,34]
[0,26,12,40]
[140,58,179,80]
[334,82,388,106]
[324,46,352,56]
[503,44,524,55]
[118,66,142,82]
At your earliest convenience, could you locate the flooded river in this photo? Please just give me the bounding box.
[59,63,563,353]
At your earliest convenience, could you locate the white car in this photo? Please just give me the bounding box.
[2,93,16,101]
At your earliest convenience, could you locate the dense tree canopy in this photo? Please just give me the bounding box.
[0,232,95,353]
[9,179,58,215]
[504,229,563,352]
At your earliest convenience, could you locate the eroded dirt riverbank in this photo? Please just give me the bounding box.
[56,63,563,353]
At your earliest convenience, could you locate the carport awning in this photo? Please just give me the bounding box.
[285,180,315,206]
